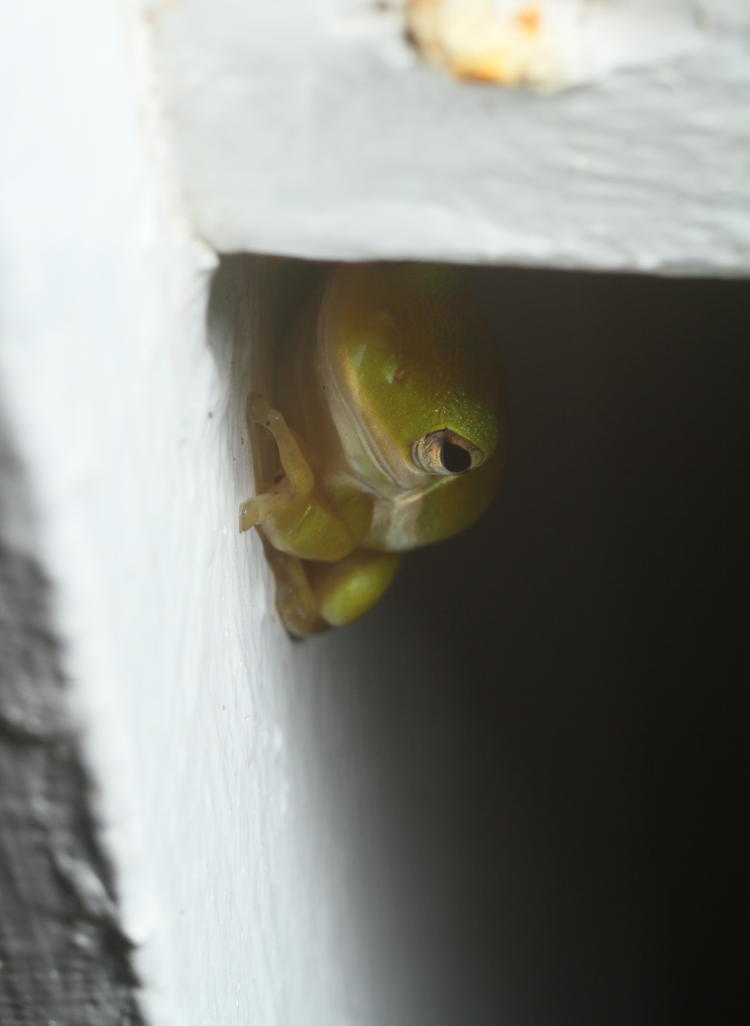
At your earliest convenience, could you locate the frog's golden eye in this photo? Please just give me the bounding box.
[412,429,486,476]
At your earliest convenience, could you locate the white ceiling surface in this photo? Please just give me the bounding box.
[151,0,750,275]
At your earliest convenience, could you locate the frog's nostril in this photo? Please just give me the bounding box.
[441,440,471,473]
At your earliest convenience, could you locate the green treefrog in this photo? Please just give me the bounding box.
[240,262,504,637]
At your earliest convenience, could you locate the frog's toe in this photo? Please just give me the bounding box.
[239,498,260,532]
[247,393,272,425]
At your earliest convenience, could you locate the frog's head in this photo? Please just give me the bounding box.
[318,262,503,494]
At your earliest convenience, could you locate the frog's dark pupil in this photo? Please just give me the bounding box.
[441,440,471,473]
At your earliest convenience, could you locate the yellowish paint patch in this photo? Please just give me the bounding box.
[407,0,566,89]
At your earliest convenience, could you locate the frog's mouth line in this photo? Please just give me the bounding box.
[317,286,434,501]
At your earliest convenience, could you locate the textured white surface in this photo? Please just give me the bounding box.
[151,0,750,273]
[0,4,374,1026]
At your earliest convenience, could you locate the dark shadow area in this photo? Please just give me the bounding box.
[210,256,747,1026]
[300,267,748,1026]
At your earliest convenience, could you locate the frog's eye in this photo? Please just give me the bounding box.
[412,429,486,476]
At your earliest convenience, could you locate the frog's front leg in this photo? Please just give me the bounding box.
[239,393,312,532]
[239,393,370,563]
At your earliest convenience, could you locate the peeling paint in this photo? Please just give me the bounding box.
[407,0,707,90]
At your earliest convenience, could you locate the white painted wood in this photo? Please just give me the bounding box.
[1,5,374,1026]
[150,0,750,274]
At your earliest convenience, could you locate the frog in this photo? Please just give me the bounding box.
[239,262,504,637]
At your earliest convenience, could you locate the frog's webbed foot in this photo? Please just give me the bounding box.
[246,391,272,426]
[240,393,372,608]
[239,494,284,533]
[239,392,316,534]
